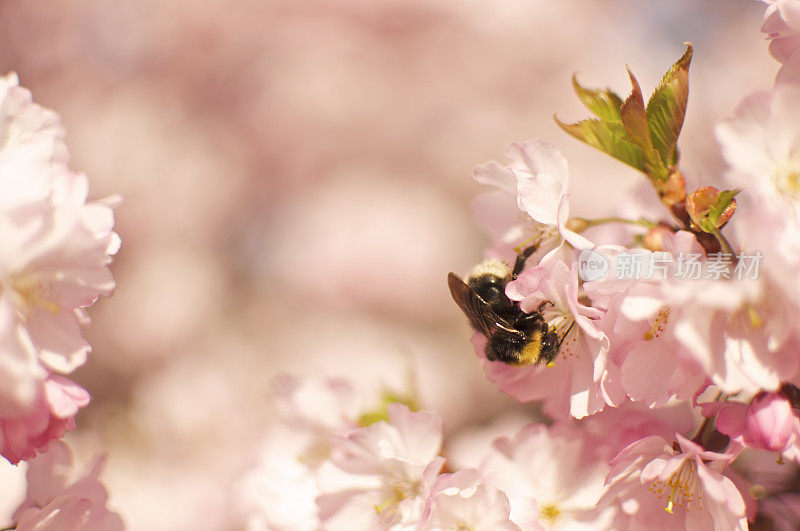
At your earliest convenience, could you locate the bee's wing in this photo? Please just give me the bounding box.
[447,272,522,339]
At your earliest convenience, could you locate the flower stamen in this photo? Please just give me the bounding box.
[374,480,418,518]
[656,460,700,514]
[772,162,800,202]
[547,313,578,365]
[9,273,60,315]
[539,503,561,524]
[644,307,670,341]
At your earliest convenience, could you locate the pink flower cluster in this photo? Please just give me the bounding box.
[239,375,771,529]
[0,72,119,465]
[241,5,800,529]
[0,73,122,527]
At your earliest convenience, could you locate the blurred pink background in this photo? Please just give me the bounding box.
[0,1,776,528]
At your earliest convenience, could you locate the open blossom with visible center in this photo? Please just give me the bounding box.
[237,376,366,530]
[589,276,707,409]
[671,264,798,396]
[472,139,593,262]
[0,73,119,462]
[317,404,445,530]
[11,440,123,530]
[418,469,518,531]
[585,229,798,399]
[717,84,800,293]
[0,159,120,390]
[604,433,747,530]
[481,423,613,530]
[478,246,609,419]
[582,236,708,408]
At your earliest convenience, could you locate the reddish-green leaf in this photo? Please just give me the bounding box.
[621,67,668,181]
[646,44,693,168]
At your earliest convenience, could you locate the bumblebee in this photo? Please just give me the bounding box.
[447,247,562,366]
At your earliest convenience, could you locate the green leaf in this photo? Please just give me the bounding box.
[646,44,692,168]
[698,219,717,233]
[706,188,740,226]
[571,74,624,122]
[554,115,645,172]
[620,67,668,181]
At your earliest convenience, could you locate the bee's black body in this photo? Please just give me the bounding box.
[447,247,561,366]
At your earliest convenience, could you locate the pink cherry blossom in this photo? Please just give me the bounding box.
[472,139,593,262]
[471,147,539,261]
[481,423,614,530]
[0,72,119,430]
[239,375,427,530]
[1,167,120,375]
[418,469,518,531]
[590,274,706,408]
[717,85,800,294]
[317,403,445,530]
[673,275,798,395]
[12,440,123,530]
[585,232,798,399]
[237,375,369,531]
[482,247,608,418]
[605,433,747,530]
[237,425,325,531]
[582,236,719,407]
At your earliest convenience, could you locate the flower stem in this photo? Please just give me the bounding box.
[706,225,735,256]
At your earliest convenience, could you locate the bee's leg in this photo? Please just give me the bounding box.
[514,301,555,325]
[542,330,560,364]
[515,309,546,326]
[511,242,540,279]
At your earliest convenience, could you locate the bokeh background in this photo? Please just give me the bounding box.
[0,1,778,528]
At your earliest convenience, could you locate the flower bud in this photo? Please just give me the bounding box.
[659,170,687,207]
[745,393,798,452]
[685,186,736,231]
[564,217,589,233]
[643,224,672,251]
